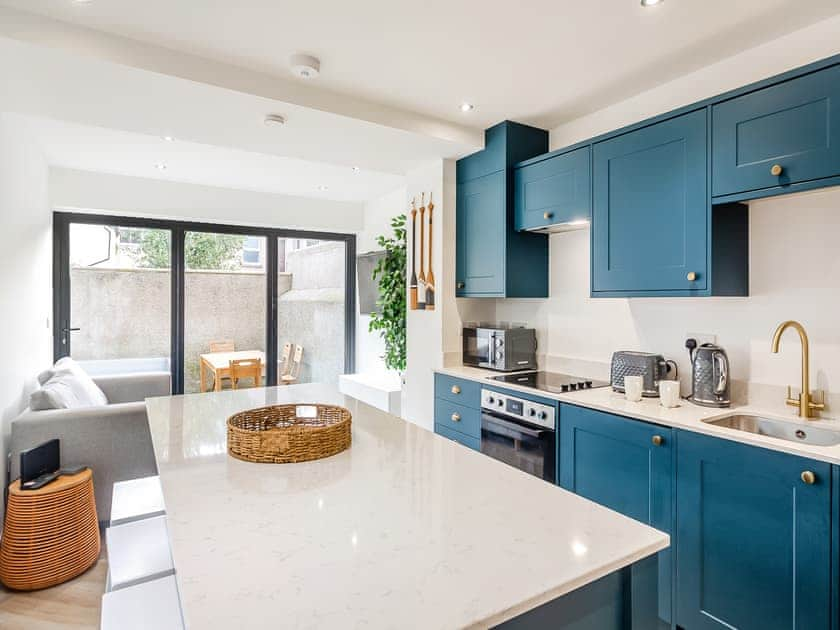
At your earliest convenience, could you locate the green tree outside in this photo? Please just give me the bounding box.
[132,231,247,270]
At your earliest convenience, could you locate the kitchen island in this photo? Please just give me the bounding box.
[145,383,668,629]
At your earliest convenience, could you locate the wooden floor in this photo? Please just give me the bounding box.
[0,547,106,630]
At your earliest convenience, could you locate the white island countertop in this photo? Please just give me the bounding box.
[145,383,668,630]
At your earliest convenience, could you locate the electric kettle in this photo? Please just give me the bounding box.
[688,342,731,408]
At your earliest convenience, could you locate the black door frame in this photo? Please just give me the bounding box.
[53,212,356,394]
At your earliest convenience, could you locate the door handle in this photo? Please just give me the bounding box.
[62,327,81,333]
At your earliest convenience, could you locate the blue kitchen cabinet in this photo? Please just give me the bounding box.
[434,374,481,450]
[456,121,549,298]
[675,430,832,630]
[591,109,748,297]
[559,404,673,628]
[713,63,840,200]
[514,146,591,232]
[592,110,708,296]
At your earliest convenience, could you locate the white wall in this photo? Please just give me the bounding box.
[50,167,365,233]
[0,114,53,521]
[356,187,406,375]
[495,19,840,405]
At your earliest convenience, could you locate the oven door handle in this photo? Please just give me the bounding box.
[482,413,546,440]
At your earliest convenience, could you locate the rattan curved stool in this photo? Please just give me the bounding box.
[0,469,100,591]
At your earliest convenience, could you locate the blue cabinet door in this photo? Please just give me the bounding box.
[514,147,591,231]
[559,404,673,626]
[592,110,708,294]
[713,63,840,198]
[456,171,506,297]
[675,430,831,630]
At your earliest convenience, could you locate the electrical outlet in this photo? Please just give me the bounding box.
[686,332,717,346]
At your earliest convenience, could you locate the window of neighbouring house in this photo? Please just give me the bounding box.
[242,236,263,267]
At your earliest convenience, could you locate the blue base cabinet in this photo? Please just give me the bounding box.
[433,374,481,450]
[713,63,840,200]
[675,430,833,630]
[559,404,673,628]
[456,121,550,298]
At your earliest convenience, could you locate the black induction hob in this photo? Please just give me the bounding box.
[490,371,610,395]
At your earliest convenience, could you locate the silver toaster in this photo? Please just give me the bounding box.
[610,351,678,397]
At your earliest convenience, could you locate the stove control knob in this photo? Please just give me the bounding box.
[497,399,504,407]
[570,383,578,390]
[585,381,593,388]
[561,384,570,393]
[487,396,495,405]
[539,411,548,420]
[529,408,536,417]
[495,351,503,360]
[495,337,504,347]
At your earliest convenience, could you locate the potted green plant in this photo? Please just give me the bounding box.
[369,215,406,372]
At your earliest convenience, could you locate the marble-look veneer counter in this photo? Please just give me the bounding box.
[145,383,668,629]
[437,365,840,465]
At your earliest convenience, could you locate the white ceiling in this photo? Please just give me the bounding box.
[4,0,840,129]
[20,115,405,203]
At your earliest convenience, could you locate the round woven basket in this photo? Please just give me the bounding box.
[227,404,352,463]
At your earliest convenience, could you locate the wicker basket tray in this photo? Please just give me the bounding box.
[227,404,352,464]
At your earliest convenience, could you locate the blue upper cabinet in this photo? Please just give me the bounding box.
[456,171,507,295]
[592,110,711,296]
[559,404,673,626]
[514,146,591,232]
[675,430,832,630]
[713,63,840,200]
[456,121,549,298]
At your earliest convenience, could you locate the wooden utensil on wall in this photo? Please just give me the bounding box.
[409,200,418,310]
[417,193,426,309]
[425,193,435,310]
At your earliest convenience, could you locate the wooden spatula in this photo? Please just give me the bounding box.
[425,193,435,310]
[409,200,418,310]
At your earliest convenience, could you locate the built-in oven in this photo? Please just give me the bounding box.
[462,325,537,372]
[480,388,556,482]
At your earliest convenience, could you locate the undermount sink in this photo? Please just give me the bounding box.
[704,414,840,447]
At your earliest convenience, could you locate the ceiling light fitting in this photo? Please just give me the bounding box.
[155,163,167,171]
[161,136,175,142]
[290,54,321,79]
[460,102,474,112]
[317,185,329,191]
[264,114,287,127]
[641,0,664,6]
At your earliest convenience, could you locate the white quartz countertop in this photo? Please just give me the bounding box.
[145,383,668,630]
[437,366,840,465]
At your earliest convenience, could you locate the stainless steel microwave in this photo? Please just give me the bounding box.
[462,325,537,372]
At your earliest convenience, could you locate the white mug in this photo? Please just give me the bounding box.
[624,375,644,402]
[659,380,681,408]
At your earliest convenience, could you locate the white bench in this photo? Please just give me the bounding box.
[101,574,184,630]
[106,515,175,591]
[110,475,166,526]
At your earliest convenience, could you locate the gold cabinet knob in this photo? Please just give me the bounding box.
[686,271,697,282]
[543,211,554,220]
[451,413,461,422]
[451,385,461,395]
[801,470,816,485]
[770,164,783,176]
[652,435,664,446]
[456,281,465,290]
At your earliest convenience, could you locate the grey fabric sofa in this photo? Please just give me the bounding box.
[8,370,170,522]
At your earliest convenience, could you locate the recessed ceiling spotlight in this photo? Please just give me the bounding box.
[317,185,329,191]
[460,102,475,113]
[264,114,286,127]
[155,163,167,171]
[290,54,321,79]
[641,0,664,6]
[73,0,94,4]
[352,166,360,173]
[161,136,175,142]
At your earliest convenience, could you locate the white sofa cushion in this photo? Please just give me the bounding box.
[30,358,109,410]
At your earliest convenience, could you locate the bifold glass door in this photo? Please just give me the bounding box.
[185,231,267,394]
[277,237,346,386]
[61,222,172,375]
[55,213,355,394]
